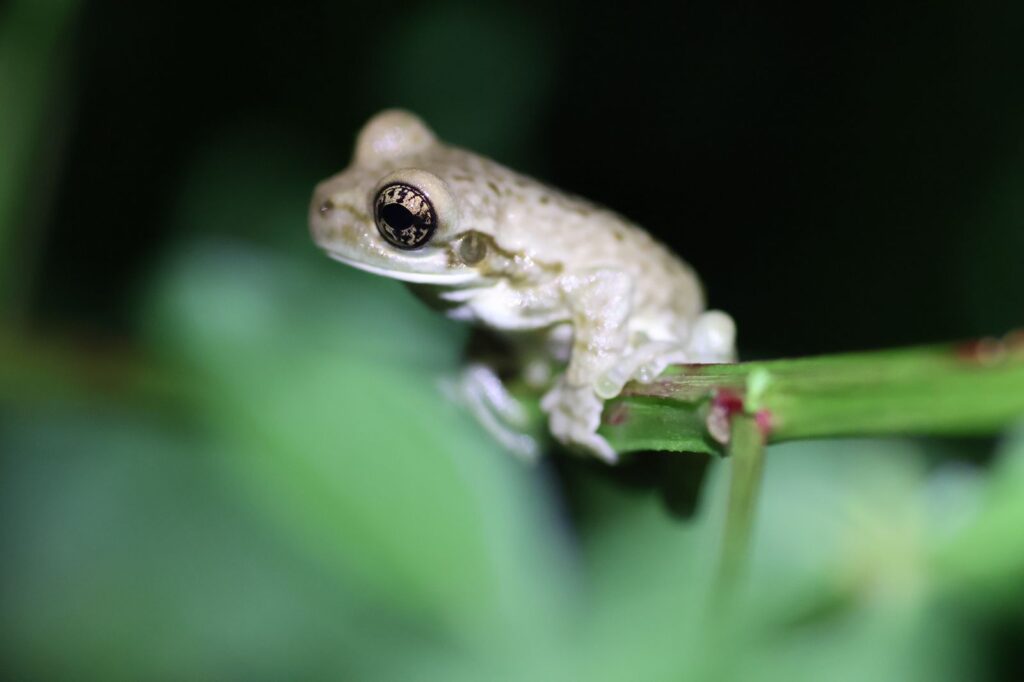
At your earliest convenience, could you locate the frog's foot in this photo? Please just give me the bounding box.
[688,310,737,362]
[594,312,738,399]
[443,363,540,462]
[541,379,618,463]
[595,341,689,399]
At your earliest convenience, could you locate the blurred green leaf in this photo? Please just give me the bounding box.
[0,0,79,318]
[142,240,576,651]
[0,407,395,680]
[933,423,1024,600]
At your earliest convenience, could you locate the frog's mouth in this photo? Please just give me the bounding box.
[326,250,481,286]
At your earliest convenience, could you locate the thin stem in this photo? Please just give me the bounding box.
[714,414,766,598]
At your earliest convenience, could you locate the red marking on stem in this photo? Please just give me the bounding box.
[707,389,745,444]
[1006,330,1024,354]
[955,337,1006,365]
[712,388,745,416]
[755,409,774,438]
[677,362,729,374]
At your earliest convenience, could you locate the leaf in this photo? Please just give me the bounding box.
[142,240,575,647]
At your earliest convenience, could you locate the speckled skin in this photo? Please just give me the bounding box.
[310,110,735,462]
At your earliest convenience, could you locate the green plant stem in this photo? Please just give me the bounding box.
[6,331,1023,450]
[0,331,188,410]
[602,335,1024,595]
[601,335,1024,455]
[5,330,1022,599]
[6,329,1024,589]
[715,414,765,597]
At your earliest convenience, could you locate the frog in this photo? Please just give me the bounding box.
[309,109,736,463]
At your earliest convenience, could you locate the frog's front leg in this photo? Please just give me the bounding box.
[541,269,632,463]
[447,362,541,461]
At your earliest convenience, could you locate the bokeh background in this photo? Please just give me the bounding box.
[2,1,1023,680]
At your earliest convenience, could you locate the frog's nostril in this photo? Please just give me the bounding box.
[318,199,335,216]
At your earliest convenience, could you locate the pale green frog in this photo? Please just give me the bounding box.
[309,110,735,462]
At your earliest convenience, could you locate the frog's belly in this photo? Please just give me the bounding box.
[452,282,695,349]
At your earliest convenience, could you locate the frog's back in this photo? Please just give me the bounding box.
[449,153,705,323]
[534,198,706,327]
[405,145,706,330]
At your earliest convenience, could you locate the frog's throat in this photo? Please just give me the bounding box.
[326,251,480,285]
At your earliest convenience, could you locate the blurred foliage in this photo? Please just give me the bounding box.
[0,0,79,319]
[2,1,1023,680]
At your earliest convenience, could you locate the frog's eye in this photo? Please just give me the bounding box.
[373,183,437,250]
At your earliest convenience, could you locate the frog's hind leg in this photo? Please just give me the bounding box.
[541,269,633,464]
[687,310,737,362]
[595,310,737,398]
[443,363,541,462]
[594,340,690,399]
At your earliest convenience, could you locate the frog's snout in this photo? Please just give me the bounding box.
[309,194,359,249]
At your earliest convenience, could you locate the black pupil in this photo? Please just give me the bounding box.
[381,203,416,230]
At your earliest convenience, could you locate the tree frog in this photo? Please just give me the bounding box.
[309,110,736,463]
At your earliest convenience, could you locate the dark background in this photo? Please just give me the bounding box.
[34,1,1024,354]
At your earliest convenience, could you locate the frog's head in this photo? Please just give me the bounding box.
[309,110,493,286]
